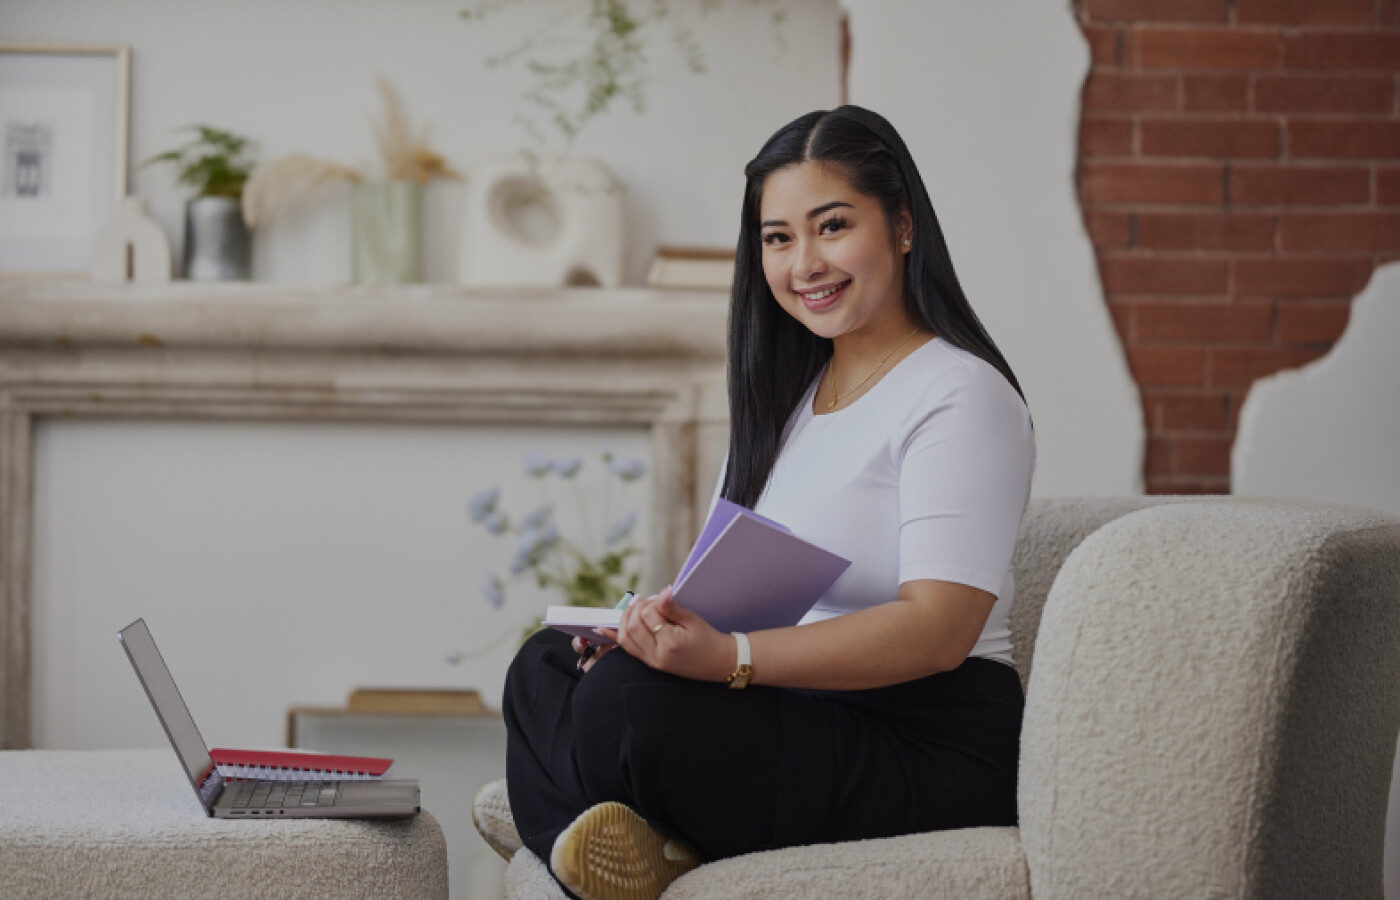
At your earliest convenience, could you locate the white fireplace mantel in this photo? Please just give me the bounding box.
[0,281,732,749]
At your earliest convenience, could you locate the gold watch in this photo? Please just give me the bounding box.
[726,632,753,690]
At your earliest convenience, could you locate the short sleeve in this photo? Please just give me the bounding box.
[897,368,1035,597]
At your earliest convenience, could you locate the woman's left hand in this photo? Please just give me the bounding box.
[598,586,734,683]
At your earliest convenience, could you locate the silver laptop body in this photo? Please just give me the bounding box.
[119,618,420,818]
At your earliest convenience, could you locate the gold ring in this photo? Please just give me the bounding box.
[650,622,664,634]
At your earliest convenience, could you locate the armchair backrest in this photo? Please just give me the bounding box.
[1008,496,1208,690]
[1014,498,1400,899]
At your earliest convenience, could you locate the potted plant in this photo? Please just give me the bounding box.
[241,75,461,285]
[142,125,257,281]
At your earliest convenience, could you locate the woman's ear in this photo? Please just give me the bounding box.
[897,208,913,251]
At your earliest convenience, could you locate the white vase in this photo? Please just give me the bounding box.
[457,155,625,289]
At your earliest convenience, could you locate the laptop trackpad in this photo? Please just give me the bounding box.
[339,779,420,811]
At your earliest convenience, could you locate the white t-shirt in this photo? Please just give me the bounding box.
[727,336,1036,666]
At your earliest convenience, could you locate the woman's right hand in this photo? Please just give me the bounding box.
[572,636,614,673]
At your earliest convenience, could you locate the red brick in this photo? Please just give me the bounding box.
[1080,161,1226,203]
[1087,211,1135,247]
[1276,300,1353,343]
[1235,0,1373,25]
[1234,258,1374,296]
[1129,345,1207,385]
[1136,27,1280,70]
[1288,120,1400,160]
[1134,300,1274,340]
[1229,165,1371,205]
[1254,75,1394,114]
[1283,33,1400,71]
[1086,0,1229,21]
[1108,300,1136,339]
[1380,168,1400,205]
[1141,119,1280,159]
[1136,212,1275,250]
[1146,436,1175,475]
[1279,213,1400,251]
[1083,24,1123,66]
[1174,435,1233,476]
[1149,391,1231,431]
[1206,345,1330,385]
[1182,74,1250,111]
[1081,117,1135,156]
[1083,72,1180,111]
[1148,477,1231,495]
[1099,255,1230,294]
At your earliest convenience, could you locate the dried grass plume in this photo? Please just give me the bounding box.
[241,74,460,228]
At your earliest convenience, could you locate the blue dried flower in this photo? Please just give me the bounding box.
[484,511,509,535]
[467,486,499,522]
[554,457,583,477]
[523,451,553,477]
[609,456,647,482]
[606,511,637,546]
[481,573,506,610]
[521,505,553,530]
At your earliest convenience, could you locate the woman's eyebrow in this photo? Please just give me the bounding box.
[761,200,854,228]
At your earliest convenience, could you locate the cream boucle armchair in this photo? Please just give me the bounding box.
[472,496,1400,899]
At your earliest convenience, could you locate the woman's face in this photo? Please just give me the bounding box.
[758,161,912,343]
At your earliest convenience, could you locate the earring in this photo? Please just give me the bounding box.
[903,239,911,247]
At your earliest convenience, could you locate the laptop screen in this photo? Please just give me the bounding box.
[118,618,218,809]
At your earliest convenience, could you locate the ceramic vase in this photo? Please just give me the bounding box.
[183,196,252,281]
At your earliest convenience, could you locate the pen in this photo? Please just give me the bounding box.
[579,591,637,670]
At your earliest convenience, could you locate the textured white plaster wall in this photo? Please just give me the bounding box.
[842,0,1143,497]
[1233,261,1400,899]
[1234,262,1400,518]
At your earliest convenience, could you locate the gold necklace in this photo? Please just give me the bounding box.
[825,326,922,410]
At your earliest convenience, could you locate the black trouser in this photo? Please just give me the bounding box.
[503,628,1023,873]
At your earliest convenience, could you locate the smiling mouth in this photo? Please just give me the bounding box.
[798,279,851,309]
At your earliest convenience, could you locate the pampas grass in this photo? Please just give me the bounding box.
[241,74,460,228]
[242,155,363,227]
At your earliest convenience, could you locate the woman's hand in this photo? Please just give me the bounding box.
[572,636,614,673]
[600,586,734,682]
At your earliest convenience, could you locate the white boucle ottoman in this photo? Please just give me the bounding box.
[0,748,448,900]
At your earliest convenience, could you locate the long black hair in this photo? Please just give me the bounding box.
[723,104,1030,509]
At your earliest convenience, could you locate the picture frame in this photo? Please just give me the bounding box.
[0,43,130,278]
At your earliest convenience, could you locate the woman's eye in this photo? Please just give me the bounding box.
[820,216,847,235]
[762,232,787,246]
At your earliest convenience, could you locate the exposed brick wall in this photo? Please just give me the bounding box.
[1074,0,1400,494]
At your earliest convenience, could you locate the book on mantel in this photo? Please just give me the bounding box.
[645,245,736,290]
[544,499,849,644]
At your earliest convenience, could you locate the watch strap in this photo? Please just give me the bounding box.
[727,632,753,690]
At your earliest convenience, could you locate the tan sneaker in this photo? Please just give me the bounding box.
[550,802,701,900]
[471,779,523,861]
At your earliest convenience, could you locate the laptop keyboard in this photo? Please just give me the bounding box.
[227,780,340,810]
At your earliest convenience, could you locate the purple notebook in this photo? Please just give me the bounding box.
[545,499,850,642]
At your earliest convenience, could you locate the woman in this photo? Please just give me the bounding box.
[499,104,1036,900]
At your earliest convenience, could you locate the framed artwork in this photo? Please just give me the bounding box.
[0,43,130,278]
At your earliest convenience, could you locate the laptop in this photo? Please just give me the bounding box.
[119,617,420,818]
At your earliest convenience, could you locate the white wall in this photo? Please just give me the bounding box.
[842,0,1143,497]
[33,419,653,752]
[1232,261,1400,899]
[5,0,843,286]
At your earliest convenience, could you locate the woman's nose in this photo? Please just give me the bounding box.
[793,238,826,280]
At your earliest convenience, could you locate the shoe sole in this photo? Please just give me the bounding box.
[550,802,700,900]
